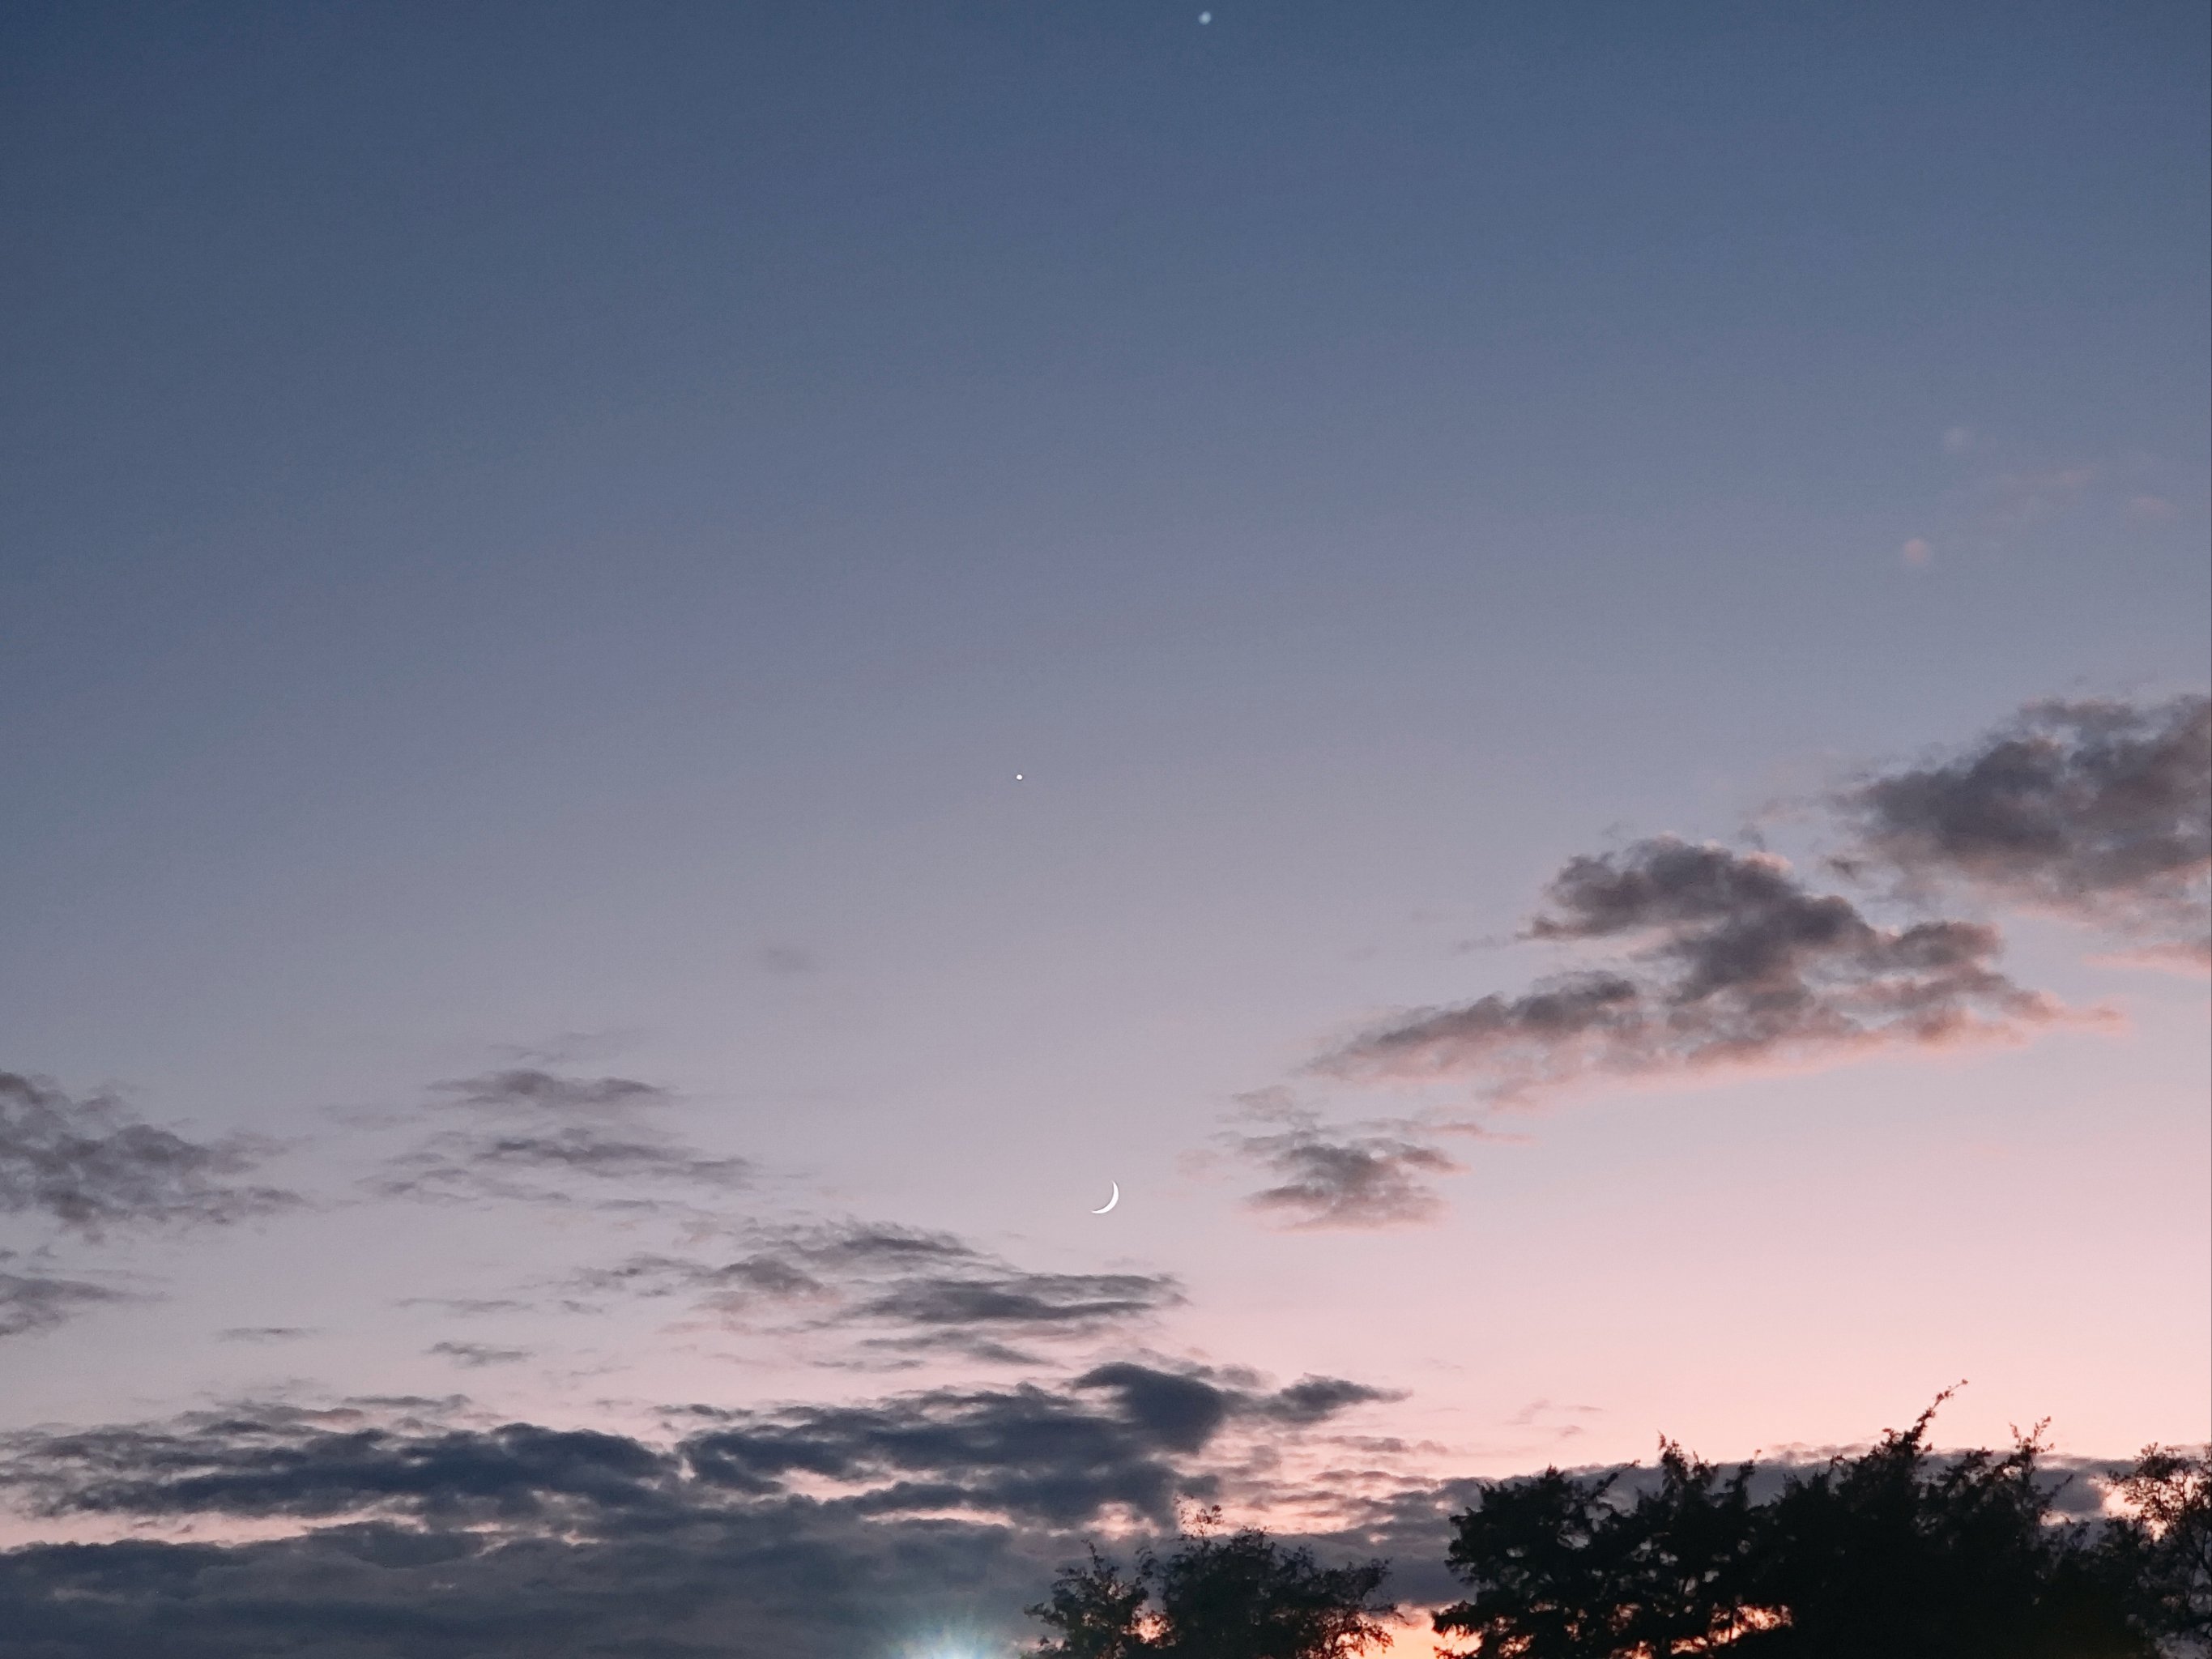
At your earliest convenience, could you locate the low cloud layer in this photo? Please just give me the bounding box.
[0,1395,2120,1659]
[0,1365,1397,1657]
[0,1073,298,1239]
[1322,838,2075,1099]
[1839,695,2211,967]
[0,1367,1388,1533]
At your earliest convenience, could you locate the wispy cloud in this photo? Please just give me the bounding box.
[429,1069,671,1114]
[573,1221,1183,1364]
[373,1068,749,1209]
[428,1341,532,1369]
[0,1073,300,1238]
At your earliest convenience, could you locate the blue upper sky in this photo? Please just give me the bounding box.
[0,6,2205,1651]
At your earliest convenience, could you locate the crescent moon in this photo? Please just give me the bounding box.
[1091,1182,1120,1214]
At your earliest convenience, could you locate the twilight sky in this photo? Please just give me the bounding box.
[1,3,2206,1653]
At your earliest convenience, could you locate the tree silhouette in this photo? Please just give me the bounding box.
[1028,1508,1396,1659]
[2104,1444,2212,1644]
[1434,1398,2206,1658]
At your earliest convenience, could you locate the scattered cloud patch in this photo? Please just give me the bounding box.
[1839,695,2211,967]
[376,1068,748,1209]
[0,1260,131,1339]
[1319,839,2079,1100]
[1231,1105,1463,1230]
[0,1073,299,1238]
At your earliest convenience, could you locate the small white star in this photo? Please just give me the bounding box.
[1015,774,1025,782]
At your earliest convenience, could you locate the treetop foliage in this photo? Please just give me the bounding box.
[1026,1405,2211,1659]
[1027,1507,1396,1659]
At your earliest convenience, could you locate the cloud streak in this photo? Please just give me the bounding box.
[573,1222,1184,1363]
[374,1069,749,1209]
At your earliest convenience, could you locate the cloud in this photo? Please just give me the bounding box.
[219,1327,315,1343]
[0,1353,1404,1658]
[681,1363,1387,1525]
[428,1070,671,1113]
[0,1367,1386,1536]
[573,1222,1183,1363]
[1245,1375,1403,1427]
[1839,695,2211,967]
[0,1406,678,1529]
[0,1373,1400,1656]
[0,1505,1057,1658]
[0,1262,130,1339]
[1320,838,2081,1100]
[376,1069,748,1209]
[428,1341,531,1369]
[0,1073,300,1238]
[1231,1108,1463,1230]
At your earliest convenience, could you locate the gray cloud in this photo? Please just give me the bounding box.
[1234,1112,1463,1230]
[377,1069,748,1209]
[680,1363,1387,1525]
[1839,695,2211,967]
[1322,838,2077,1099]
[574,1222,1183,1363]
[218,1327,315,1344]
[0,1405,2113,1659]
[429,1070,671,1113]
[0,1506,1059,1658]
[0,1407,677,1529]
[428,1341,531,1369]
[0,1262,130,1340]
[0,1073,300,1238]
[0,1367,1385,1536]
